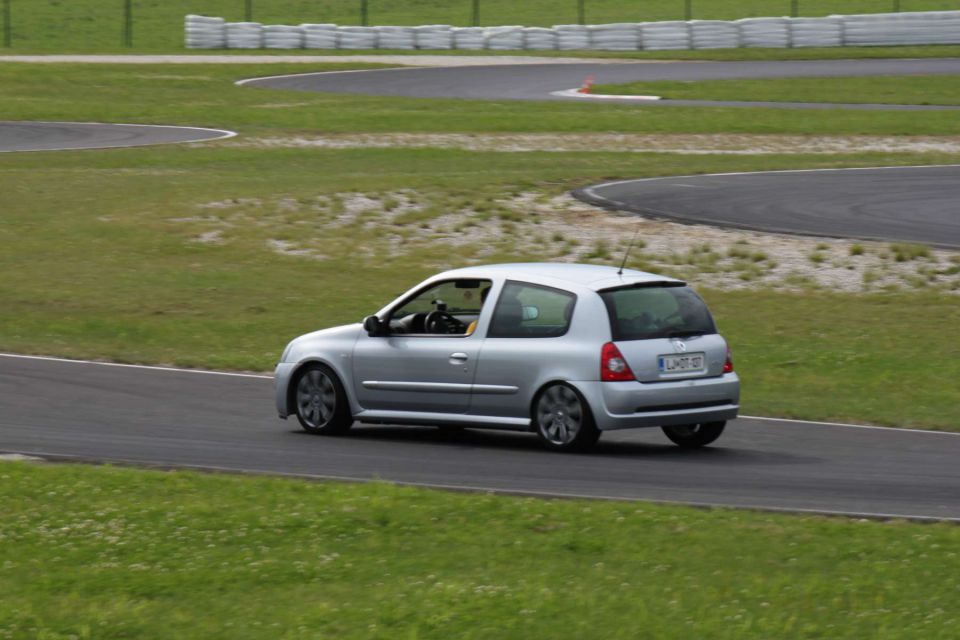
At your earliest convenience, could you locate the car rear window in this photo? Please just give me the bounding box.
[599,284,716,341]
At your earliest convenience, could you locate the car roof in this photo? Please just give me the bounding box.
[437,263,685,292]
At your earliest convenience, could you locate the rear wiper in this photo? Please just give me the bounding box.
[666,330,707,338]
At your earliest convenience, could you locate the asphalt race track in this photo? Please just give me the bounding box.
[2,354,958,521]
[0,121,234,152]
[575,166,960,248]
[240,57,960,110]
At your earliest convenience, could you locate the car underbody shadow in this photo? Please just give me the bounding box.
[291,423,820,466]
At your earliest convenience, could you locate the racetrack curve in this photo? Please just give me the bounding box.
[0,121,235,152]
[2,354,958,521]
[575,165,960,248]
[239,57,960,110]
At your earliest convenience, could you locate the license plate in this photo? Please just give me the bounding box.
[658,353,706,373]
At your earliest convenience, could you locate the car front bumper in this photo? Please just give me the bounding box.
[274,362,296,418]
[575,373,740,431]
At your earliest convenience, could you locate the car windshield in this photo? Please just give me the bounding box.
[599,284,716,341]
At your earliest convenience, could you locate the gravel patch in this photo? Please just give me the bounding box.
[174,190,960,294]
[230,133,960,155]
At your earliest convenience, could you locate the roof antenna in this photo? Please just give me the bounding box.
[617,225,642,276]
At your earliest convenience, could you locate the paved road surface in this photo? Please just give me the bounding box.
[575,165,960,248]
[2,354,957,521]
[241,58,960,110]
[0,121,234,152]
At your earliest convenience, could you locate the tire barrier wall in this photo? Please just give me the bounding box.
[185,11,960,51]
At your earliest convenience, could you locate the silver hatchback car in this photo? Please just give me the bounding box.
[275,263,739,451]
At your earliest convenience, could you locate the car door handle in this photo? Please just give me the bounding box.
[449,352,469,364]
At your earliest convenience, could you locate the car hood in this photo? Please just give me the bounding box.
[283,323,362,362]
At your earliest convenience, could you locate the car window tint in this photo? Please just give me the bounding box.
[488,282,576,338]
[600,285,716,341]
[394,280,490,318]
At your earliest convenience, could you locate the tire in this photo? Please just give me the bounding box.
[662,421,725,448]
[533,383,601,452]
[292,364,352,435]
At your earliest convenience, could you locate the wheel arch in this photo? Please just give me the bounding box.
[528,379,597,432]
[285,357,359,417]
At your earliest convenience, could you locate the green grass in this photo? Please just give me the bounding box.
[593,74,960,105]
[2,462,958,639]
[3,0,960,51]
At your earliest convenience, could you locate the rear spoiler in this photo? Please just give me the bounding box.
[597,280,687,293]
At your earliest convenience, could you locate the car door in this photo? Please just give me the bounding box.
[352,279,491,414]
[470,281,579,419]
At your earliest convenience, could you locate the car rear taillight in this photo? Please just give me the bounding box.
[601,342,635,382]
[723,347,734,374]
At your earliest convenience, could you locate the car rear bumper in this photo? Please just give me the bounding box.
[274,362,295,418]
[576,373,740,431]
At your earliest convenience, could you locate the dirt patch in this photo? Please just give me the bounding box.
[229,133,960,155]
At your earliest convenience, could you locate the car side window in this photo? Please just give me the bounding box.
[389,279,492,335]
[487,282,576,338]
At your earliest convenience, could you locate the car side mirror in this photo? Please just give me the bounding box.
[363,315,385,337]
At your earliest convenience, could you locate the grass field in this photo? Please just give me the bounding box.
[3,0,960,51]
[594,74,960,104]
[1,462,957,639]
[2,62,960,430]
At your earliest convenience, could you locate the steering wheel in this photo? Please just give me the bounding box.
[425,310,466,334]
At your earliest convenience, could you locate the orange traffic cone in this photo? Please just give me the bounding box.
[579,75,595,94]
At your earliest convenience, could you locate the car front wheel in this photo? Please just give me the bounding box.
[293,364,352,435]
[662,421,725,448]
[534,383,601,452]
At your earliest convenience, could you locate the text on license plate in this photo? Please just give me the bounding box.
[658,353,706,373]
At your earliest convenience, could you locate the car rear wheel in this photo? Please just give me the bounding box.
[662,421,725,448]
[534,383,601,452]
[293,364,352,435]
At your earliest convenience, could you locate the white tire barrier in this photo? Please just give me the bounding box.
[336,26,378,49]
[736,17,791,48]
[302,23,338,49]
[790,17,843,48]
[588,23,640,51]
[523,27,558,50]
[843,11,960,46]
[555,24,590,50]
[225,22,263,49]
[188,11,960,51]
[184,15,226,49]
[263,25,304,50]
[452,26,485,50]
[484,26,524,50]
[640,21,691,51]
[689,20,739,50]
[376,26,415,49]
[415,25,454,50]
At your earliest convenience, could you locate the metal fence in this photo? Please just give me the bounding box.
[2,0,958,49]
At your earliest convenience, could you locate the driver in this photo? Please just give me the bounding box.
[464,286,491,336]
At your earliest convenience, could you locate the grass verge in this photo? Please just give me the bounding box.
[1,462,958,639]
[593,74,960,105]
